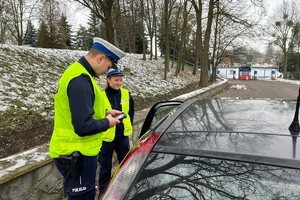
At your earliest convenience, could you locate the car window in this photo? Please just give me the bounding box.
[150,105,178,126]
[139,101,182,138]
[127,152,300,200]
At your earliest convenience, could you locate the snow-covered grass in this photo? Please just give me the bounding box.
[0,44,198,118]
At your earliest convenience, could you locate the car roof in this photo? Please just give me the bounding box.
[151,98,300,168]
[100,98,300,200]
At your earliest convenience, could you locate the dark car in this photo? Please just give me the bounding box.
[99,96,300,199]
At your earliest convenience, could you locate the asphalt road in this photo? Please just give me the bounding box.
[215,80,299,100]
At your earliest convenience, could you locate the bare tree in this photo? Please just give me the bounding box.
[162,0,176,80]
[152,0,159,60]
[138,0,147,60]
[113,0,146,54]
[190,0,265,86]
[144,0,153,59]
[4,0,39,45]
[0,0,10,43]
[143,0,159,60]
[116,0,128,52]
[153,0,163,60]
[268,0,300,78]
[170,2,182,69]
[292,22,300,71]
[73,0,118,45]
[176,0,193,76]
[209,0,220,82]
[210,0,264,82]
[190,0,215,87]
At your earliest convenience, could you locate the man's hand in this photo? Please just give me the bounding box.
[106,114,120,128]
[106,109,123,117]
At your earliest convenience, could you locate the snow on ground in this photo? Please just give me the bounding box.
[0,44,200,177]
[1,44,300,177]
[230,84,248,90]
[1,44,299,118]
[0,44,199,117]
[1,77,298,177]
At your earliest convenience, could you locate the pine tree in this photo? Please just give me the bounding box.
[87,12,102,43]
[53,14,68,49]
[23,20,37,47]
[38,0,63,49]
[75,25,90,51]
[55,22,67,49]
[36,21,50,48]
[59,14,73,49]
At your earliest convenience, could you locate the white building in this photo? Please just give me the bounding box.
[217,64,281,80]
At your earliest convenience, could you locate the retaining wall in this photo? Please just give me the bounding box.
[0,79,228,200]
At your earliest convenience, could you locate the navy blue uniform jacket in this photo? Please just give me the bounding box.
[105,85,134,135]
[67,56,110,136]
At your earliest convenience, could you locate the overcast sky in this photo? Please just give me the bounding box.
[69,1,275,30]
[66,0,277,54]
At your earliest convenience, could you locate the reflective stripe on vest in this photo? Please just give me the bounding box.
[49,62,106,158]
[102,88,133,142]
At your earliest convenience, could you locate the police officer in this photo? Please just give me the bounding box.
[98,67,134,195]
[49,37,125,200]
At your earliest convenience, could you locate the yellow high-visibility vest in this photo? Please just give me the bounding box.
[49,61,106,158]
[101,88,132,142]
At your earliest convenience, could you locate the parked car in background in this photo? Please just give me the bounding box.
[99,96,300,200]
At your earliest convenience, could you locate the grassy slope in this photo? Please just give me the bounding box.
[0,45,199,158]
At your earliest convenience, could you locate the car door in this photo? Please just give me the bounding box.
[139,100,183,138]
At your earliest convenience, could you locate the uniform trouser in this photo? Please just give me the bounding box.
[53,155,97,200]
[98,134,130,195]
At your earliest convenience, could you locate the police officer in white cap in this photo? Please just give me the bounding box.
[98,66,134,196]
[49,37,125,200]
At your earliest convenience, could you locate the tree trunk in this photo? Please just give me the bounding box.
[210,0,219,83]
[163,0,170,80]
[192,0,214,87]
[103,16,115,44]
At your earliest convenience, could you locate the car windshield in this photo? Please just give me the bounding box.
[127,153,300,200]
[166,98,295,134]
[156,98,300,160]
[124,98,300,199]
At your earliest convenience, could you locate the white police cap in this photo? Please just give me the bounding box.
[107,68,124,78]
[92,37,125,69]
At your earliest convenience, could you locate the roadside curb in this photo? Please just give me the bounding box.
[0,79,228,200]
